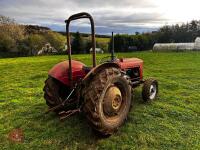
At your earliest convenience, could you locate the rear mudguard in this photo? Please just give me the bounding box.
[48,60,86,86]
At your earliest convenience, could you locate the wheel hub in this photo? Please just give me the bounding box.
[149,84,157,100]
[103,85,122,116]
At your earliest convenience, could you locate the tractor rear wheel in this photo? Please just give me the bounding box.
[43,76,70,108]
[82,68,132,135]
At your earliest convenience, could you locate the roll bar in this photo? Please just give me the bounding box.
[65,12,96,86]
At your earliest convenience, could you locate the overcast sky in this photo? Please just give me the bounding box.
[0,0,200,34]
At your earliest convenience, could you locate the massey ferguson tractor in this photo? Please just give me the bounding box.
[43,12,158,135]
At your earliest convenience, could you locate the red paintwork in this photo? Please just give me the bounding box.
[117,58,143,79]
[48,58,143,86]
[48,60,86,86]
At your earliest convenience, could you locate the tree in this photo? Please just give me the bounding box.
[0,15,15,24]
[27,34,47,55]
[44,31,65,51]
[84,39,92,53]
[71,32,84,54]
[0,32,15,52]
[0,15,25,53]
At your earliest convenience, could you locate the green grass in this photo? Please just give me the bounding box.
[96,37,110,44]
[85,37,110,44]
[0,52,200,150]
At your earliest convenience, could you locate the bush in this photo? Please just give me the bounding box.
[0,22,25,53]
[44,31,65,51]
[0,32,15,52]
[27,34,47,55]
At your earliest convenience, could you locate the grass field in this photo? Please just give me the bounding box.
[95,37,110,44]
[0,52,200,150]
[85,37,110,44]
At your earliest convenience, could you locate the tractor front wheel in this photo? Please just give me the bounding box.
[82,68,132,135]
[142,78,158,102]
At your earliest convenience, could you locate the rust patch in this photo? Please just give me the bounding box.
[8,128,24,143]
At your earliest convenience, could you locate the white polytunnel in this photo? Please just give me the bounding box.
[153,37,200,52]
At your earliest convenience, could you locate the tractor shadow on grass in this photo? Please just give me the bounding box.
[19,88,152,149]
[131,87,147,105]
[28,104,106,147]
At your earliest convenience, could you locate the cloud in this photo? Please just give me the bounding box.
[0,0,169,34]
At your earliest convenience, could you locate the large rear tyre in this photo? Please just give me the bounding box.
[43,76,70,108]
[82,67,132,135]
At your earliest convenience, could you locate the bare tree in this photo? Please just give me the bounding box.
[0,15,15,24]
[0,15,25,52]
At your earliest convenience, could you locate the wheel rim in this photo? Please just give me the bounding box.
[149,83,157,100]
[97,76,131,130]
[103,85,123,116]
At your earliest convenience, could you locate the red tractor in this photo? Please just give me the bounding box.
[43,12,158,135]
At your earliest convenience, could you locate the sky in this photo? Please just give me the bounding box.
[0,0,200,35]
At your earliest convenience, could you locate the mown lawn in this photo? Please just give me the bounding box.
[0,52,200,150]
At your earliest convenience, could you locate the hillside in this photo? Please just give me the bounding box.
[24,25,50,34]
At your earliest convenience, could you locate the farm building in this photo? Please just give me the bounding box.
[153,37,200,52]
